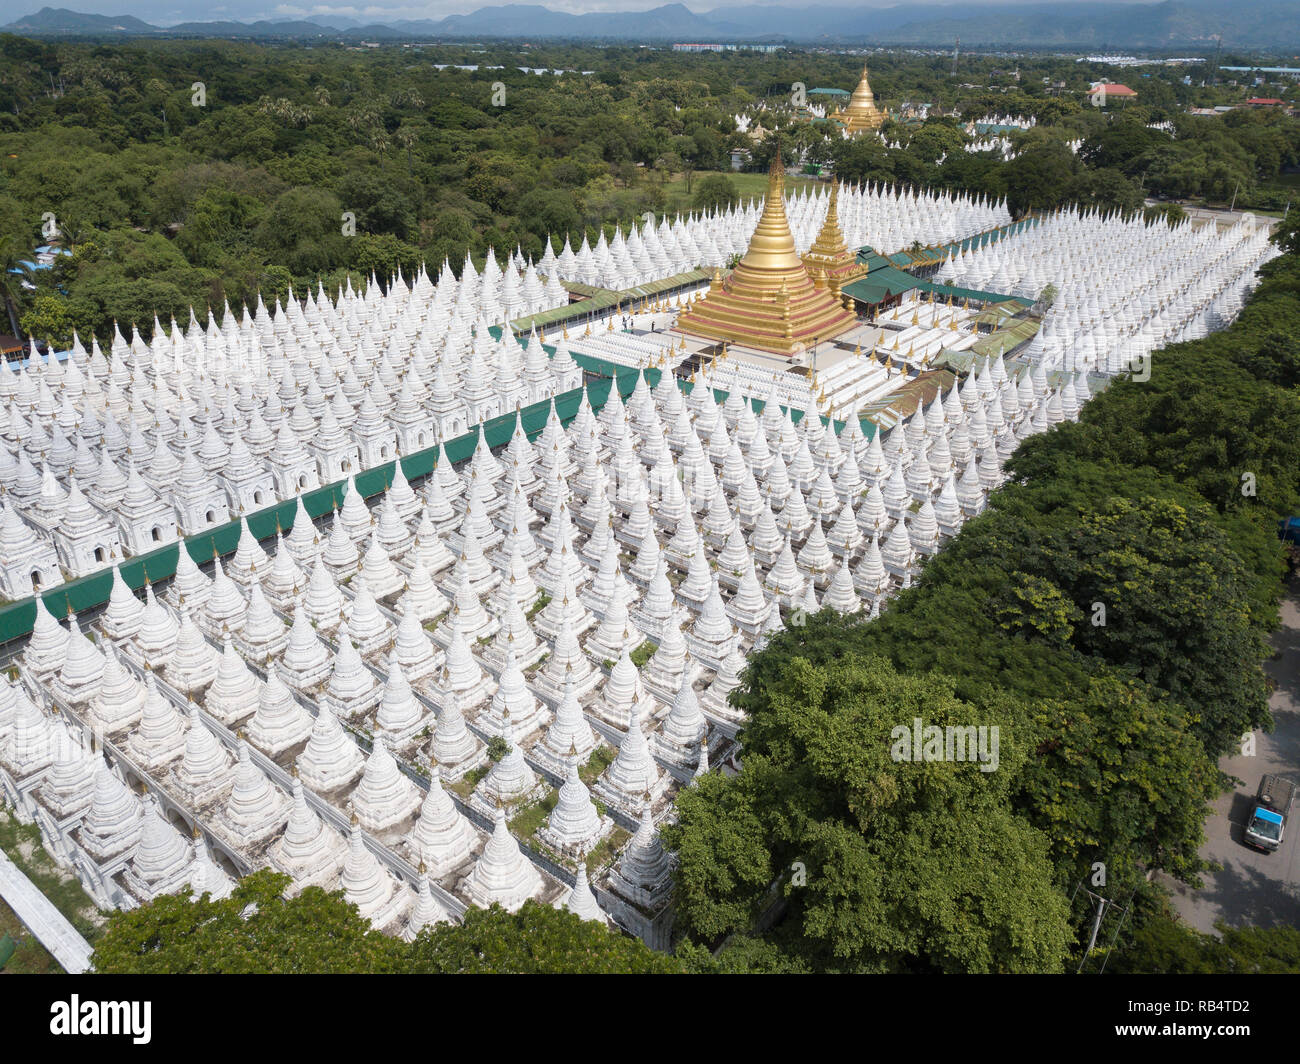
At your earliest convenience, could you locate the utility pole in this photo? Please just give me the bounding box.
[1230,181,1240,212]
[1071,880,1135,974]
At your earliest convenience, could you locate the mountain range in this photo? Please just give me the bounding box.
[4,1,1297,49]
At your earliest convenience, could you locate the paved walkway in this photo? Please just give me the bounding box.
[1162,576,1300,933]
[0,849,93,973]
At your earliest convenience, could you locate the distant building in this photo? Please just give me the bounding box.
[1088,82,1137,107]
[1222,66,1300,80]
[672,43,781,53]
[1245,97,1287,107]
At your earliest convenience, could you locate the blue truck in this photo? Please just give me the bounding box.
[1244,775,1295,853]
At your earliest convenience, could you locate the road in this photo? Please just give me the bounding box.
[1143,199,1280,232]
[1160,576,1300,933]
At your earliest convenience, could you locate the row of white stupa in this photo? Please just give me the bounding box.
[961,136,1020,161]
[0,175,1028,595]
[536,183,1012,293]
[0,337,1082,940]
[969,115,1037,130]
[0,266,591,596]
[936,207,1278,375]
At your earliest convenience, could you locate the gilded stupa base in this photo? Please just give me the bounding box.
[677,292,856,357]
[677,151,859,358]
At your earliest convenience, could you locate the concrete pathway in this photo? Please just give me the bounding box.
[0,848,93,973]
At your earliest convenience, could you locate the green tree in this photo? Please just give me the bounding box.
[18,292,98,348]
[1112,915,1300,974]
[91,871,686,974]
[406,902,685,974]
[667,653,1072,973]
[90,870,401,974]
[692,174,740,212]
[256,187,349,279]
[0,234,33,339]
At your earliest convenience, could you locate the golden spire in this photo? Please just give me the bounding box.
[837,65,886,135]
[676,148,856,357]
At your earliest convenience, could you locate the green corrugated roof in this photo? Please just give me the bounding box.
[914,279,1031,307]
[969,318,1041,359]
[855,370,956,426]
[842,274,916,305]
[842,251,922,306]
[973,300,1024,327]
[510,269,712,334]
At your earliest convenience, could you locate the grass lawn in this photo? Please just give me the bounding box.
[585,826,632,875]
[445,764,489,800]
[0,897,61,974]
[661,169,821,214]
[509,789,558,839]
[578,744,616,788]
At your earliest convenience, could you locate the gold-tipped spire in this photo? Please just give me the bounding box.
[836,66,887,135]
[676,149,856,357]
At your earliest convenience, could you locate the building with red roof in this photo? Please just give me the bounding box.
[1088,82,1137,107]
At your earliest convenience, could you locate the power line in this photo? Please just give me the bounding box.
[1070,879,1137,973]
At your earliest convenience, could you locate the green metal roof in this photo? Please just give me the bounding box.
[846,246,1025,308]
[842,273,916,305]
[970,318,1041,359]
[915,280,1031,307]
[884,216,1043,272]
[855,370,956,427]
[509,269,712,334]
[973,300,1025,328]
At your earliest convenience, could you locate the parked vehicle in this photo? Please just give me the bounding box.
[1245,775,1295,853]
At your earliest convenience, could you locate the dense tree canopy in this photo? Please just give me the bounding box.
[1111,914,1300,974]
[667,653,1071,972]
[90,870,685,974]
[0,35,1294,347]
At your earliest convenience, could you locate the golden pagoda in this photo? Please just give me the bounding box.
[802,181,867,301]
[676,151,857,357]
[834,65,887,135]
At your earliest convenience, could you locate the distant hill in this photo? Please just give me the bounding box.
[162,19,336,38]
[4,6,155,33]
[423,3,730,40]
[4,0,1298,49]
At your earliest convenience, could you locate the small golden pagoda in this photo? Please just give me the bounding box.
[834,65,887,135]
[677,151,857,357]
[802,181,867,302]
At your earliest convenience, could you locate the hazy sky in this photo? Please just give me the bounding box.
[13,0,1158,27]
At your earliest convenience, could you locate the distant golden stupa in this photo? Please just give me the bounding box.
[834,66,887,135]
[676,151,857,357]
